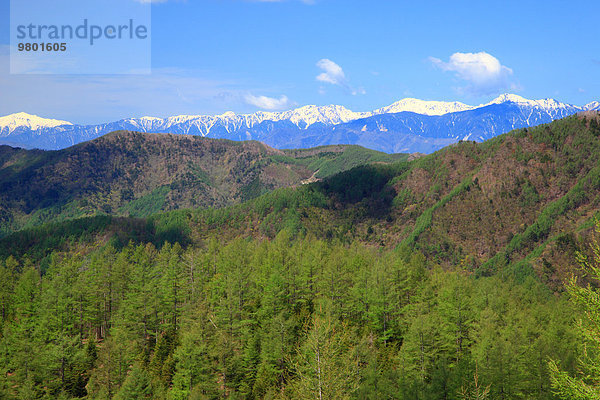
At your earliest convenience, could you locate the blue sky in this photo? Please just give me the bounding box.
[1,0,599,123]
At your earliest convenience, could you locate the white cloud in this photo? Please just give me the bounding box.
[430,51,516,95]
[244,94,290,110]
[316,59,346,85]
[316,58,365,96]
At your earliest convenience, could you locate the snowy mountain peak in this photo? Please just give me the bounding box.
[219,111,237,119]
[584,101,600,111]
[0,112,72,133]
[485,94,576,111]
[275,104,370,128]
[138,116,162,121]
[487,93,531,105]
[374,98,474,116]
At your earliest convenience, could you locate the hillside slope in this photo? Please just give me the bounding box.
[0,131,406,234]
[154,112,600,284]
[2,114,600,285]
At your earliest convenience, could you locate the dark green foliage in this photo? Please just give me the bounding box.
[239,177,267,202]
[0,215,176,264]
[0,216,152,263]
[317,164,399,204]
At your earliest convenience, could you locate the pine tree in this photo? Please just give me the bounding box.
[114,363,154,400]
[288,305,359,400]
[6,266,41,393]
[0,257,16,326]
[549,221,600,399]
[169,317,219,400]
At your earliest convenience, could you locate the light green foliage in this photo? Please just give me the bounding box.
[0,231,579,399]
[113,363,153,400]
[402,176,474,247]
[287,304,359,400]
[119,186,171,218]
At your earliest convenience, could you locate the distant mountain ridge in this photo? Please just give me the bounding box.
[0,132,407,234]
[1,94,598,153]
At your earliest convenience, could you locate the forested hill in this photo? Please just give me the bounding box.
[94,112,600,284]
[0,131,406,235]
[1,113,600,399]
[3,114,600,282]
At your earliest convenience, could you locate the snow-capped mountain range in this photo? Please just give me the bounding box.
[1,94,598,153]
